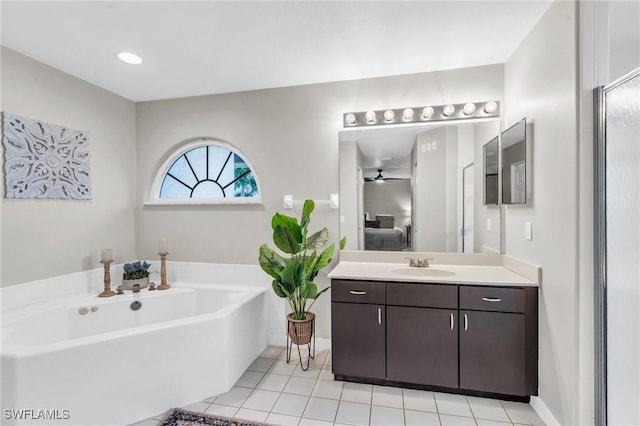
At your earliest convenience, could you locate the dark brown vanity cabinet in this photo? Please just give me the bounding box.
[459,285,538,397]
[331,279,538,399]
[331,280,386,380]
[386,283,458,388]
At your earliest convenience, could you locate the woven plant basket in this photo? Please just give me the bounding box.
[287,312,315,345]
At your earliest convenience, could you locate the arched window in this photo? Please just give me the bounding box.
[148,138,261,205]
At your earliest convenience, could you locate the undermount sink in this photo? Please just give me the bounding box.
[391,267,456,277]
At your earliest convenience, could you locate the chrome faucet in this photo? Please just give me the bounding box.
[405,257,434,268]
[132,283,141,293]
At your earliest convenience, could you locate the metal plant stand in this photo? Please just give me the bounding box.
[286,315,316,371]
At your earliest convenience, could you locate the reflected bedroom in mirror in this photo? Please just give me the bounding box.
[340,119,502,254]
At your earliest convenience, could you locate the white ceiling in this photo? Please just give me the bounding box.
[1,1,552,102]
[339,123,447,178]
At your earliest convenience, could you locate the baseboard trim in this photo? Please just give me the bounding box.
[530,396,560,426]
[268,334,331,351]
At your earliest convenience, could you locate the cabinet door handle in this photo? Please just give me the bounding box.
[350,290,367,295]
[450,313,454,330]
[378,308,382,325]
[464,314,468,331]
[482,297,502,302]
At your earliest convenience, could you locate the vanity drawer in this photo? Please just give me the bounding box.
[387,282,457,309]
[459,286,525,313]
[332,280,385,304]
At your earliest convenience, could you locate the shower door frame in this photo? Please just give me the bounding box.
[595,66,640,426]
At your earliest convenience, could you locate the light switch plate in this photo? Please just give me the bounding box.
[525,221,532,240]
[486,218,492,232]
[422,144,428,153]
[431,141,437,150]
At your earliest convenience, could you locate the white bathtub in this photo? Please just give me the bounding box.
[1,271,270,426]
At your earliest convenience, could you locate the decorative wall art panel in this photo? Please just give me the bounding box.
[2,112,92,199]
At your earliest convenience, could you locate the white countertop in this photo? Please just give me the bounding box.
[327,261,539,287]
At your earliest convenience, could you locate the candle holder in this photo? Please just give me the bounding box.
[158,252,171,290]
[99,260,116,297]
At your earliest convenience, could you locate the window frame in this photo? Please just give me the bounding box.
[146,138,262,206]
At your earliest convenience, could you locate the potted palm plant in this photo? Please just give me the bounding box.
[259,199,345,345]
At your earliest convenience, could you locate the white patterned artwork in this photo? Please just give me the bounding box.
[2,112,92,199]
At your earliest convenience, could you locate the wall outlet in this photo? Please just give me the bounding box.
[329,193,339,209]
[525,221,533,240]
[486,218,492,232]
[283,194,293,209]
[431,141,437,150]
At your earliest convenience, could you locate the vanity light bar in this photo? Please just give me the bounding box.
[343,101,500,128]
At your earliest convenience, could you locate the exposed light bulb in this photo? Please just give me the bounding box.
[442,104,456,116]
[345,113,357,125]
[422,107,434,119]
[463,103,476,115]
[484,101,498,113]
[117,52,143,65]
[383,109,395,122]
[402,108,414,121]
[365,110,376,123]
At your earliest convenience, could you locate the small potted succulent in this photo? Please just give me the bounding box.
[122,260,151,290]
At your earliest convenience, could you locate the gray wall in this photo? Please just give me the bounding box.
[414,127,447,252]
[1,47,137,286]
[503,1,578,424]
[136,65,504,338]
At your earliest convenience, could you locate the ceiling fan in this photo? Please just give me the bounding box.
[364,169,405,182]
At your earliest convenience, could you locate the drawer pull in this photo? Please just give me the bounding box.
[378,308,382,325]
[350,290,367,295]
[450,313,454,330]
[482,297,502,302]
[464,314,468,331]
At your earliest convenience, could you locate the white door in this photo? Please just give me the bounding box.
[462,164,474,253]
[357,167,365,250]
[511,161,526,204]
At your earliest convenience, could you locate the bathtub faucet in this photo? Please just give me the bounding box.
[132,283,141,293]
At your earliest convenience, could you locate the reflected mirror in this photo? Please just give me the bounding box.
[339,120,502,253]
[501,118,527,205]
[483,137,499,205]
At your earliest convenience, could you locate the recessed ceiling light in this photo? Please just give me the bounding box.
[117,52,143,65]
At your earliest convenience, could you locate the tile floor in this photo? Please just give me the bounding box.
[132,346,545,426]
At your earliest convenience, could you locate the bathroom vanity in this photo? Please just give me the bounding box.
[328,252,540,401]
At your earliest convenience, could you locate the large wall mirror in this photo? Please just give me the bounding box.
[339,120,502,254]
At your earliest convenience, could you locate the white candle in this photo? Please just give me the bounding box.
[101,249,113,263]
[158,238,169,254]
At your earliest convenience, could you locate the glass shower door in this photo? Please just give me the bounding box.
[598,67,640,425]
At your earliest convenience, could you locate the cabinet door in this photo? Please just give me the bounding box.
[459,310,526,395]
[332,302,385,380]
[387,306,458,387]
